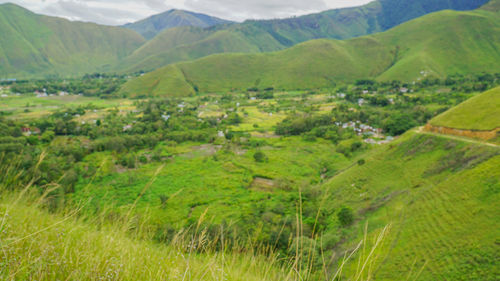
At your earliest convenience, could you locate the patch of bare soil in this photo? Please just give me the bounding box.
[250,177,276,192]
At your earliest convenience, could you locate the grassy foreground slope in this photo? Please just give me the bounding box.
[0,3,145,78]
[324,132,500,280]
[120,7,500,97]
[0,195,288,280]
[430,87,500,131]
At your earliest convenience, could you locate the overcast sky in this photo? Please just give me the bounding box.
[0,0,373,25]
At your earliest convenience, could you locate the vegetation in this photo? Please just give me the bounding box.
[0,3,144,78]
[1,75,499,279]
[116,0,491,73]
[0,1,499,279]
[430,86,500,130]
[121,7,500,96]
[123,9,233,40]
[0,0,492,78]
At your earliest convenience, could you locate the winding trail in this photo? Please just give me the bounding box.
[415,127,499,148]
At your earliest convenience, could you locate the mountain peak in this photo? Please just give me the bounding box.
[123,9,233,39]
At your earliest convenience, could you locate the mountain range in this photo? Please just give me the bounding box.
[121,4,500,97]
[0,0,494,79]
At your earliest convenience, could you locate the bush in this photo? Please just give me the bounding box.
[253,151,268,163]
[337,206,354,227]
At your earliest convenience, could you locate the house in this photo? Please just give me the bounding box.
[400,87,409,93]
[35,91,48,98]
[123,125,133,132]
[364,138,377,144]
[21,127,40,136]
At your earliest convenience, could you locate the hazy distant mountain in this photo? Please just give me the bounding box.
[123,9,233,39]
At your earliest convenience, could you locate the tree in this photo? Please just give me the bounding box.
[383,113,417,136]
[41,130,55,143]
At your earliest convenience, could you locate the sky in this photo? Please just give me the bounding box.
[0,0,373,25]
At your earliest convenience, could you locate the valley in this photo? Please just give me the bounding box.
[0,0,499,280]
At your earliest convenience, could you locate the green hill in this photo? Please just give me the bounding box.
[0,0,491,77]
[0,3,145,78]
[118,0,490,73]
[324,131,500,280]
[123,9,233,40]
[120,8,500,97]
[430,87,500,131]
[117,25,284,73]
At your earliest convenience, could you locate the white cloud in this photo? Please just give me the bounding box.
[0,0,373,25]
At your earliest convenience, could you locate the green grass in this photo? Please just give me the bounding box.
[116,0,490,74]
[0,94,133,120]
[0,3,145,78]
[121,7,500,97]
[321,132,500,280]
[430,86,500,130]
[7,131,498,280]
[0,194,290,281]
[72,137,350,229]
[0,1,492,78]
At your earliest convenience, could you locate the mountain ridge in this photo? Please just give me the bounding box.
[117,0,491,73]
[123,9,233,39]
[0,0,494,78]
[120,7,500,97]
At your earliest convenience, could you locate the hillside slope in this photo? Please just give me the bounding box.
[123,9,233,39]
[0,195,288,280]
[120,8,500,97]
[119,0,490,73]
[321,131,500,280]
[430,87,500,131]
[0,3,145,78]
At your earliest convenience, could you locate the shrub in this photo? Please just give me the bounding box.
[338,206,354,227]
[253,151,268,163]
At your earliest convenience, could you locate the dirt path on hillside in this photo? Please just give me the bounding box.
[415,127,499,148]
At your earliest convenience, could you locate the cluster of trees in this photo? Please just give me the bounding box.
[8,74,129,98]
